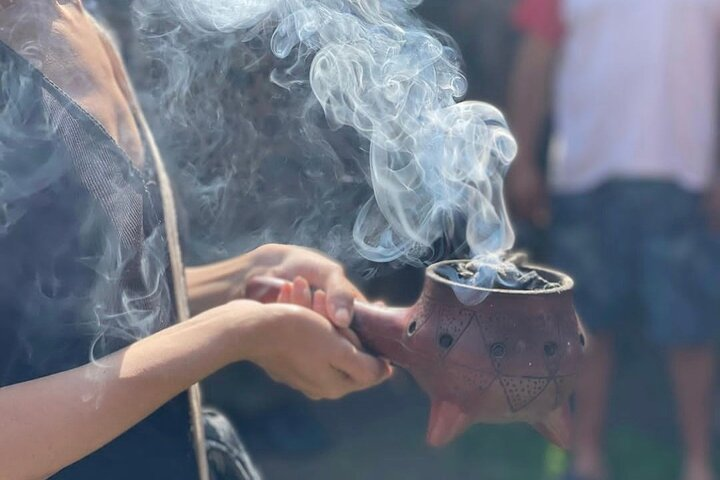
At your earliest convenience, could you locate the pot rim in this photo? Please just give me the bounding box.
[426,259,574,295]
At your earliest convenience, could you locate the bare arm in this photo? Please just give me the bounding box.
[505,36,557,226]
[508,36,557,170]
[704,55,720,232]
[0,300,387,479]
[0,307,239,479]
[186,254,256,316]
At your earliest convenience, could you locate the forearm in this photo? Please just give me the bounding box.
[0,307,244,479]
[507,36,556,166]
[186,255,254,315]
[186,244,288,315]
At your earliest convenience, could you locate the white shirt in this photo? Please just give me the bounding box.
[550,0,720,193]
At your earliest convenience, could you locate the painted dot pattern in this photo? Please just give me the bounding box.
[448,366,496,396]
[500,376,550,412]
[436,309,473,356]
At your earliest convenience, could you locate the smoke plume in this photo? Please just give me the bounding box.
[133,0,518,293]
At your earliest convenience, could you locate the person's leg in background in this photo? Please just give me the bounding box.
[570,333,614,479]
[668,347,715,480]
[550,184,636,480]
[643,183,719,480]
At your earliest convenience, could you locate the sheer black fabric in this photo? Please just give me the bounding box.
[0,39,200,479]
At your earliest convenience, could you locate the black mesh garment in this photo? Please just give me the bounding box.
[0,39,201,479]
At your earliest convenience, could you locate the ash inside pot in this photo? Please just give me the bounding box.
[436,261,561,291]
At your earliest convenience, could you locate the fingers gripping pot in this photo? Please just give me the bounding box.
[246,260,585,449]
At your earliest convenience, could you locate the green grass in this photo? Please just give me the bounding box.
[440,424,686,480]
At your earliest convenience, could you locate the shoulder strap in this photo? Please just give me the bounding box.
[115,46,211,480]
[135,108,210,480]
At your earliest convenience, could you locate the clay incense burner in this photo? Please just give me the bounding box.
[246,259,585,449]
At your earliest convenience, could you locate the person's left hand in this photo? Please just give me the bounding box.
[239,244,365,328]
[274,276,368,350]
[704,177,720,232]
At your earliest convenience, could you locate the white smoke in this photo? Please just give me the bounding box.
[134,0,518,291]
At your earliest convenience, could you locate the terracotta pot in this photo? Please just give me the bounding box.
[246,259,585,448]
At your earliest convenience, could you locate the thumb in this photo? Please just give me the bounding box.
[324,272,364,328]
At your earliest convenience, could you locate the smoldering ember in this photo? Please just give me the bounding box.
[436,259,562,291]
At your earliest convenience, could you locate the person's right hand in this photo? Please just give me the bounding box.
[225,300,391,400]
[505,160,551,228]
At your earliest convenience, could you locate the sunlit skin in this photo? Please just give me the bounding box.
[0,1,390,478]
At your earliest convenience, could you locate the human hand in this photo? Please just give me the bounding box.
[274,276,367,350]
[241,244,365,328]
[505,160,550,228]
[226,300,391,400]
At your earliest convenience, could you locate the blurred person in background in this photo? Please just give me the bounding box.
[506,1,720,479]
